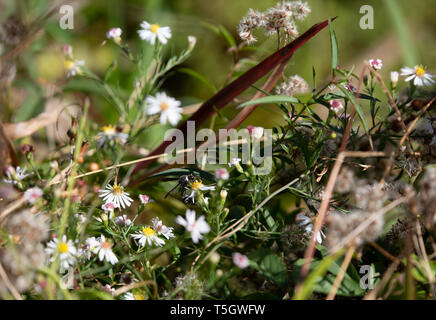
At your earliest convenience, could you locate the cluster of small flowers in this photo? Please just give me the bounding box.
[237,1,310,44]
[368,57,434,87]
[275,74,309,97]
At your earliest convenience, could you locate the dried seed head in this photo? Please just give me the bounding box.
[326,210,384,250]
[237,9,266,44]
[290,1,311,20]
[7,210,49,244]
[0,15,26,46]
[335,167,356,194]
[354,181,387,212]
[417,167,436,227]
[0,62,16,87]
[275,74,309,96]
[265,7,291,34]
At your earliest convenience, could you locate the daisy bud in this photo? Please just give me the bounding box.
[220,189,228,200]
[61,44,73,58]
[215,168,229,180]
[216,269,224,278]
[390,71,399,89]
[329,99,344,115]
[209,252,220,264]
[4,165,14,176]
[106,27,122,44]
[369,58,383,70]
[24,187,43,204]
[232,252,249,269]
[139,194,152,204]
[229,158,243,173]
[247,126,264,139]
[21,144,34,155]
[188,35,197,50]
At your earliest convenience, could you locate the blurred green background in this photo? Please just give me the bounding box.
[1,0,435,132]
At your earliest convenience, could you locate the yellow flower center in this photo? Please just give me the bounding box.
[416,66,426,78]
[101,241,112,250]
[134,293,145,300]
[102,125,116,135]
[59,242,68,253]
[64,60,74,70]
[142,226,156,237]
[190,180,203,191]
[150,24,160,34]
[160,102,169,110]
[112,184,124,195]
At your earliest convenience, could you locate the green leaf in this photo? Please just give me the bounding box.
[328,18,338,73]
[249,249,288,289]
[292,248,346,300]
[218,24,236,48]
[178,68,217,93]
[104,60,117,82]
[238,95,300,108]
[338,85,371,142]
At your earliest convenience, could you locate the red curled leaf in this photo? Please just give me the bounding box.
[129,17,337,185]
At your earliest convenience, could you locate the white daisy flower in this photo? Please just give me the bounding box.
[84,236,100,260]
[369,58,383,70]
[232,252,249,269]
[152,217,175,240]
[138,21,171,45]
[122,292,145,300]
[329,99,344,115]
[114,214,132,226]
[3,165,32,185]
[24,187,43,204]
[296,213,325,244]
[122,292,135,300]
[45,235,78,272]
[183,179,215,204]
[401,65,435,87]
[95,235,118,265]
[215,168,229,180]
[176,209,210,244]
[64,59,85,78]
[106,27,122,43]
[98,183,133,209]
[131,225,165,247]
[96,125,128,148]
[145,92,182,126]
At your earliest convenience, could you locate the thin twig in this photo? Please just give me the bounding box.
[0,197,26,225]
[326,244,356,300]
[113,280,158,299]
[0,262,23,300]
